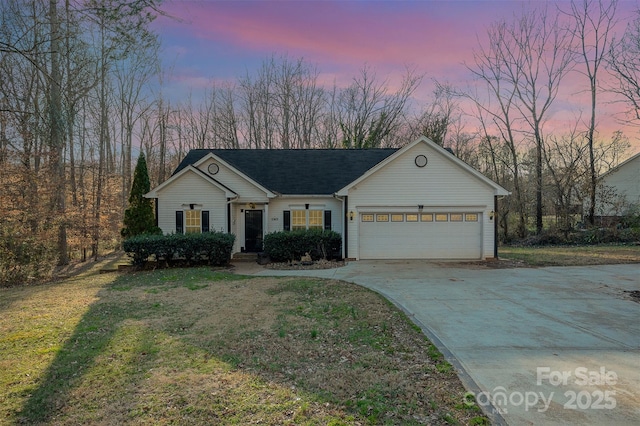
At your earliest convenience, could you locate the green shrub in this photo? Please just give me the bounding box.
[123,232,235,267]
[621,205,640,229]
[514,226,640,247]
[263,229,341,262]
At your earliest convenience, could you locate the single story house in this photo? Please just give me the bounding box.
[592,151,640,223]
[145,137,510,260]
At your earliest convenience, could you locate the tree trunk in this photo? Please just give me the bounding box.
[49,0,68,265]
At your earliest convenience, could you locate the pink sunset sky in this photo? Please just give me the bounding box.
[152,0,640,154]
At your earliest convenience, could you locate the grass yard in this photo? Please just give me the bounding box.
[0,261,487,425]
[500,244,640,266]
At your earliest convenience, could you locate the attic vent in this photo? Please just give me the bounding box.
[415,155,428,167]
[207,163,219,175]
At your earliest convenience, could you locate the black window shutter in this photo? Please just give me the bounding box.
[283,210,291,231]
[324,210,332,230]
[202,211,210,233]
[176,211,184,234]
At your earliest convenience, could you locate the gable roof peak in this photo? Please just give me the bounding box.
[172,148,398,195]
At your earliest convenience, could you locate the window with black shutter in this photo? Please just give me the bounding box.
[324,210,332,230]
[283,210,291,231]
[201,211,210,232]
[175,211,184,234]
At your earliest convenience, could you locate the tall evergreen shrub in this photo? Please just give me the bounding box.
[121,154,160,238]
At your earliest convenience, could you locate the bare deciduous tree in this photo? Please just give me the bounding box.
[339,65,422,148]
[563,0,618,226]
[466,21,528,237]
[608,9,640,125]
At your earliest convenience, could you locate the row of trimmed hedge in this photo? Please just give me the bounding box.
[123,232,235,266]
[263,229,341,262]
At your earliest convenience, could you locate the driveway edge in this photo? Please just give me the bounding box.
[366,286,508,426]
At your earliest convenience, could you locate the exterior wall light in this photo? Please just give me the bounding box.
[349,211,355,221]
[489,210,494,220]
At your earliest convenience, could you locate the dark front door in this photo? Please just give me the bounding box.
[244,210,263,252]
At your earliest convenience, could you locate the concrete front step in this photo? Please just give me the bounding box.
[232,252,259,262]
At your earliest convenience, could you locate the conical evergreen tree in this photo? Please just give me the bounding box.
[121,154,160,238]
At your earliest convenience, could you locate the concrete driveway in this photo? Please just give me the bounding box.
[250,261,640,425]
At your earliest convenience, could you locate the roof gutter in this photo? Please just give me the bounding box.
[277,194,335,198]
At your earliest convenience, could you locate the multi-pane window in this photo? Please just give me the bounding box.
[292,210,323,230]
[308,210,323,230]
[185,210,201,233]
[292,210,307,230]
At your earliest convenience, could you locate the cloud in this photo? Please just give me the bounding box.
[157,1,509,76]
[153,0,640,152]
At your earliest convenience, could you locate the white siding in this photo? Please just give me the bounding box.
[346,143,496,259]
[266,197,343,234]
[198,158,269,202]
[228,197,343,254]
[596,153,640,215]
[156,170,227,234]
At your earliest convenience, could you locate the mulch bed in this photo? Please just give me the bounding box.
[265,259,346,270]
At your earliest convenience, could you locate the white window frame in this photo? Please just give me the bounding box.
[291,209,323,230]
[185,210,202,234]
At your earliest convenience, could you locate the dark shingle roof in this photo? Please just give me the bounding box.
[173,149,398,195]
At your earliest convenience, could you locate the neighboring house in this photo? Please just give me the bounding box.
[593,151,640,223]
[145,137,510,260]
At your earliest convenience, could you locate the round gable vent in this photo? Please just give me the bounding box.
[207,163,220,175]
[415,155,428,167]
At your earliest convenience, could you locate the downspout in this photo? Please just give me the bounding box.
[344,195,349,259]
[494,196,499,259]
[333,193,347,259]
[227,195,239,234]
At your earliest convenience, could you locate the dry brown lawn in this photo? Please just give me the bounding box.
[0,260,488,425]
[499,244,640,266]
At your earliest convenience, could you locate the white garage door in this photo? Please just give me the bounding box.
[359,212,482,259]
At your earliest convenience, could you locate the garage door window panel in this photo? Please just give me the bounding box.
[421,213,433,222]
[435,213,448,222]
[376,214,389,222]
[406,214,418,222]
[362,214,374,222]
[465,213,478,222]
[391,214,404,222]
[450,213,463,222]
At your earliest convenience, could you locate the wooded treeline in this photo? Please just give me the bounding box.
[1,0,640,284]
